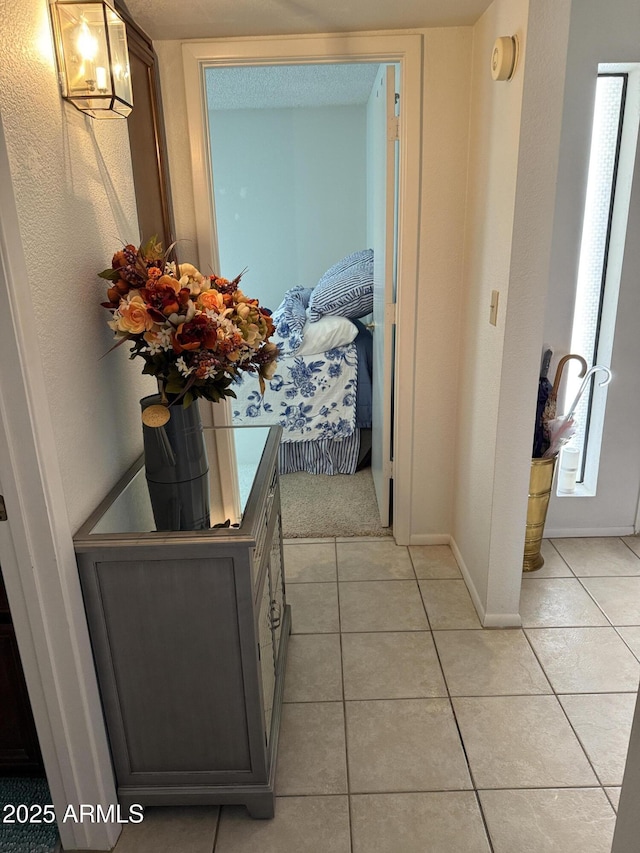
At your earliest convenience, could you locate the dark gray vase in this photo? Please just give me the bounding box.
[140,394,210,531]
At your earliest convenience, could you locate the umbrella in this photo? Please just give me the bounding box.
[542,364,612,459]
[533,348,553,457]
[541,353,587,452]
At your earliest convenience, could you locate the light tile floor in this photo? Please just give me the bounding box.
[111,536,640,852]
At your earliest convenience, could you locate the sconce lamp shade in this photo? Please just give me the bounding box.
[50,0,133,118]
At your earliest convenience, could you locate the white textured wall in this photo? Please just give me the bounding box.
[410,27,473,538]
[209,104,367,311]
[453,0,529,609]
[453,0,571,623]
[1,0,152,532]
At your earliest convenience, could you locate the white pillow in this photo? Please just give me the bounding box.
[295,315,358,356]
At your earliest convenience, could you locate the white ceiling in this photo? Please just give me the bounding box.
[205,64,380,110]
[123,0,492,42]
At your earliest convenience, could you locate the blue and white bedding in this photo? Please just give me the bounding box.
[232,344,358,442]
[271,286,314,356]
[233,270,374,474]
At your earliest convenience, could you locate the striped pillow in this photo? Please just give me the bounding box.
[308,250,374,321]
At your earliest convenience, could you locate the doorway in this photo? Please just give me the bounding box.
[182,32,422,545]
[204,61,393,534]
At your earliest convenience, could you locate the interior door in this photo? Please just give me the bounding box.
[367,65,397,528]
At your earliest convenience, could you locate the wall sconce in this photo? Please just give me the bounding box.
[50,0,133,118]
[491,36,519,81]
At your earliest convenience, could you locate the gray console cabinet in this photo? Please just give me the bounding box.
[74,426,289,818]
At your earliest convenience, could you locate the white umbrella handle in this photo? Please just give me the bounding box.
[565,364,612,419]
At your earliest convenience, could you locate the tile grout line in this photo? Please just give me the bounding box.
[522,626,606,784]
[284,541,626,844]
[335,538,355,853]
[520,619,616,804]
[272,782,608,797]
[411,546,496,851]
[282,688,640,705]
[547,538,577,576]
[473,789,496,853]
[523,547,636,808]
[210,807,221,853]
[620,536,640,559]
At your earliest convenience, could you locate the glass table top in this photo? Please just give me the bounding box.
[88,426,272,536]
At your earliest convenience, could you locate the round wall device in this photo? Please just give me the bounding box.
[491,35,518,81]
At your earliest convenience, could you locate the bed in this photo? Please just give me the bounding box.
[232,250,374,475]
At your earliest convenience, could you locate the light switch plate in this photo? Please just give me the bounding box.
[489,290,499,326]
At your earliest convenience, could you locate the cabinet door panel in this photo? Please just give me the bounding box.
[95,557,250,776]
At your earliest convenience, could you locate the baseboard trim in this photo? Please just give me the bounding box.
[449,537,486,623]
[408,534,451,545]
[545,526,635,538]
[449,537,522,628]
[482,612,522,628]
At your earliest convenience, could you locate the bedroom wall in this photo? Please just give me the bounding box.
[452,0,571,624]
[209,104,367,313]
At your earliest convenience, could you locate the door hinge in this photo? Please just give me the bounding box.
[389,115,400,141]
[385,303,397,326]
[0,496,6,521]
[384,460,394,478]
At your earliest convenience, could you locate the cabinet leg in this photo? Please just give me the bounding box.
[245,794,275,819]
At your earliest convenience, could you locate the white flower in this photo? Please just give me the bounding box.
[164,261,177,277]
[217,316,242,337]
[204,306,233,322]
[176,357,193,376]
[156,326,173,349]
[200,364,217,379]
[144,325,173,354]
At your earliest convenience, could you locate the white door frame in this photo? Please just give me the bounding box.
[368,63,397,527]
[182,31,423,545]
[0,120,120,850]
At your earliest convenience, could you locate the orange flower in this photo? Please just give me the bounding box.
[110,294,155,335]
[197,289,225,312]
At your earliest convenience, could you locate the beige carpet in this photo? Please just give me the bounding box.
[280,467,393,538]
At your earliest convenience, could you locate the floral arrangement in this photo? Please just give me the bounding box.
[99,237,278,406]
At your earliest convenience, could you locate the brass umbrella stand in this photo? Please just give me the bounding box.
[524,353,587,573]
